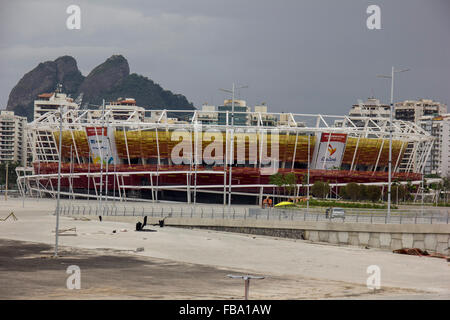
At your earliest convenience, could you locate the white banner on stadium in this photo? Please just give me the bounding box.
[86,127,119,165]
[313,132,347,170]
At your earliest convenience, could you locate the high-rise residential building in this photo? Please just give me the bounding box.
[218,99,250,126]
[394,99,447,175]
[197,103,276,126]
[395,99,447,123]
[419,114,450,177]
[0,110,28,166]
[197,104,218,125]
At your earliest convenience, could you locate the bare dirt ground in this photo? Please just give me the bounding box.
[0,239,419,300]
[0,198,449,300]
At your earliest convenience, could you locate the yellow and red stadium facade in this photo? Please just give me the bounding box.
[17,109,433,203]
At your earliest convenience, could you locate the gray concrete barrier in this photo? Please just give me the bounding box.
[97,215,450,255]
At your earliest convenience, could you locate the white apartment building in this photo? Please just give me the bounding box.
[349,97,391,119]
[419,114,450,177]
[33,90,79,121]
[106,98,145,122]
[0,110,28,166]
[251,104,277,126]
[197,104,218,125]
[335,97,390,128]
[196,102,278,126]
[393,99,447,175]
[145,110,180,124]
[395,99,447,123]
[86,98,146,122]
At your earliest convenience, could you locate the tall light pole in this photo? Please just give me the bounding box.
[219,83,248,126]
[99,99,105,211]
[219,84,248,206]
[307,134,310,212]
[54,106,65,257]
[377,67,410,221]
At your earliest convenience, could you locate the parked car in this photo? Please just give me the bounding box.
[325,207,345,220]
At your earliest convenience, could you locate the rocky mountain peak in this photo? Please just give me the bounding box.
[6,55,193,121]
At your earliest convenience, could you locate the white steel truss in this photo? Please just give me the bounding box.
[17,109,433,203]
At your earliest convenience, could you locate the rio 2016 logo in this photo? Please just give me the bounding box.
[327,144,337,156]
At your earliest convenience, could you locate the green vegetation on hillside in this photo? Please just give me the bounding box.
[100,73,194,110]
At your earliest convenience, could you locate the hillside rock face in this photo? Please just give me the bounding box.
[78,55,130,106]
[54,56,84,92]
[6,56,83,119]
[6,55,194,120]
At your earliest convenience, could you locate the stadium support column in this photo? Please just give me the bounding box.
[193,122,199,205]
[186,173,191,204]
[123,125,131,165]
[350,136,361,171]
[70,129,80,164]
[393,141,406,173]
[291,131,298,171]
[150,173,155,203]
[258,126,264,207]
[223,112,228,206]
[373,139,385,174]
[156,125,161,167]
[228,127,234,206]
[187,125,192,204]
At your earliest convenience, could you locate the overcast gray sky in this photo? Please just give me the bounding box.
[0,0,449,114]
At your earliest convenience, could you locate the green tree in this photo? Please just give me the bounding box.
[269,172,284,201]
[339,185,347,199]
[345,182,360,201]
[302,174,308,196]
[366,186,381,203]
[311,181,329,199]
[284,172,297,197]
[359,184,368,201]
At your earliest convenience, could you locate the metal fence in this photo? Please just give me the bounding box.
[58,202,450,225]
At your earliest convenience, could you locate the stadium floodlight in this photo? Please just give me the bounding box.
[377,67,410,221]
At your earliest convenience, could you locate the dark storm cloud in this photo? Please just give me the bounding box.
[0,0,449,114]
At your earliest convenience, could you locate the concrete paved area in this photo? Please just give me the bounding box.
[0,198,449,299]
